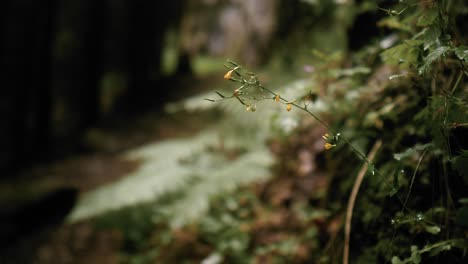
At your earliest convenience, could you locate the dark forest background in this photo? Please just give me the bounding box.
[1,0,190,176]
[2,0,329,177]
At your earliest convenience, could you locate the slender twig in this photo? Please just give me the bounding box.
[213,65,417,213]
[450,69,463,94]
[403,148,428,210]
[343,140,382,264]
[260,85,413,213]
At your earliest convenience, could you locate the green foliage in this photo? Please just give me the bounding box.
[393,143,433,161]
[380,40,422,69]
[392,239,468,264]
[68,129,273,226]
[206,0,468,262]
[454,46,468,62]
[67,1,468,262]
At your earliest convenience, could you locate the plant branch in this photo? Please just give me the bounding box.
[343,140,382,264]
[214,65,417,214]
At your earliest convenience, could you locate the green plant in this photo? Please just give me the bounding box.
[207,1,468,261]
[71,1,467,262]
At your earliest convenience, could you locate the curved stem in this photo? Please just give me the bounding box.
[344,140,382,264]
[403,148,428,210]
[259,84,415,214]
[219,65,419,216]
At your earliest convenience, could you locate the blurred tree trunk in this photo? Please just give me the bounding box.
[30,0,57,161]
[52,0,105,150]
[0,0,187,174]
[0,0,57,174]
[78,0,105,128]
[124,0,160,111]
[122,0,185,112]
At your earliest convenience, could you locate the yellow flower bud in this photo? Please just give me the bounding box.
[324,143,335,150]
[224,70,233,80]
[286,103,292,112]
[275,94,280,102]
[233,89,239,96]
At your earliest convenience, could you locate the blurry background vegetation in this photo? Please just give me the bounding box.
[0,0,467,263]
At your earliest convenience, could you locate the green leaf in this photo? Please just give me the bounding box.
[381,40,422,69]
[426,46,450,63]
[378,17,412,32]
[424,225,441,234]
[393,245,422,264]
[418,239,468,257]
[417,9,439,27]
[425,242,453,257]
[391,256,403,264]
[454,46,468,62]
[226,59,239,66]
[422,25,441,50]
[418,46,450,74]
[410,245,421,264]
[393,143,432,161]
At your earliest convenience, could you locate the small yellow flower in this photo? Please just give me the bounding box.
[275,94,280,102]
[322,133,329,140]
[224,70,233,80]
[286,103,292,112]
[324,143,336,150]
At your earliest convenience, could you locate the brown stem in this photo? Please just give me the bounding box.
[343,140,382,264]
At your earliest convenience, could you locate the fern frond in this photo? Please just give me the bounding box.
[67,130,273,223]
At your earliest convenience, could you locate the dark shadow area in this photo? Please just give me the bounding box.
[0,188,78,262]
[0,0,186,177]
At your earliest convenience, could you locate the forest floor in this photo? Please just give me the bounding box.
[1,66,332,263]
[0,73,227,263]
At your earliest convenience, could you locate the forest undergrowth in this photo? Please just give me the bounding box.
[47,1,468,263]
[159,1,467,263]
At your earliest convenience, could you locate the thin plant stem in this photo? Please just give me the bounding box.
[450,69,463,94]
[403,148,428,210]
[343,140,382,264]
[213,64,418,215]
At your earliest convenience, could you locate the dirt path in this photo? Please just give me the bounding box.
[0,73,225,263]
